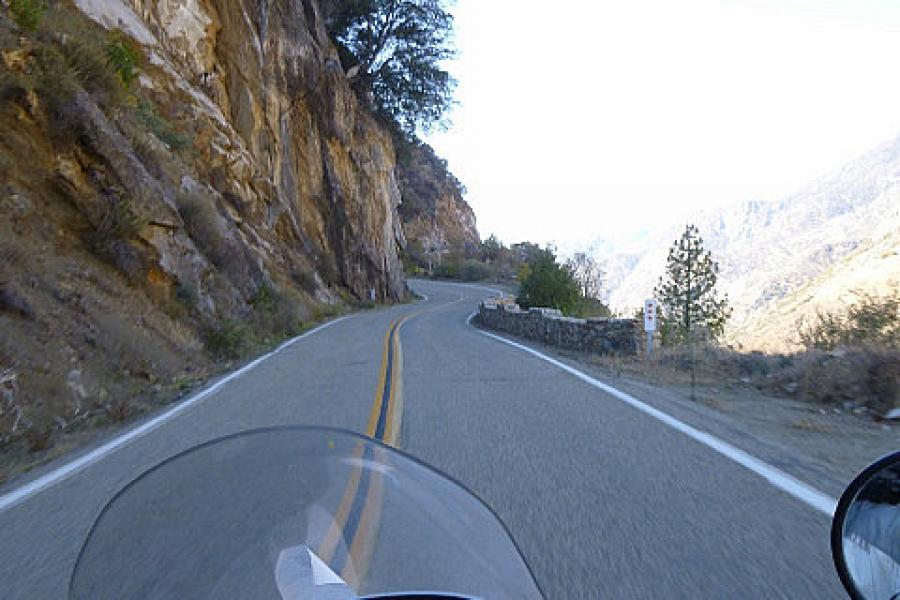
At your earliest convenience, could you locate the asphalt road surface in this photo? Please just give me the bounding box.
[0,280,848,598]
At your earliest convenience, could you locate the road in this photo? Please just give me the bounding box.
[0,280,846,598]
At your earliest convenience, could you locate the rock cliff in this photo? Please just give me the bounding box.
[0,0,409,449]
[396,139,479,260]
[74,0,406,302]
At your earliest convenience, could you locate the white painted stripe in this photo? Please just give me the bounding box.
[472,323,838,517]
[0,316,351,513]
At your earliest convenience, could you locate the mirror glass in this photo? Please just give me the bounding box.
[841,459,900,600]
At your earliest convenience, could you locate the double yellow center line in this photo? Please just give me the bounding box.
[317,314,410,586]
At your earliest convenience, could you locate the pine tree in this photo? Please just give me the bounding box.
[654,224,731,345]
[324,0,456,135]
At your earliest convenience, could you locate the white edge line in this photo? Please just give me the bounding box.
[467,312,838,517]
[0,316,351,513]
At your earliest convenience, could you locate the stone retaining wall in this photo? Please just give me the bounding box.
[476,301,638,355]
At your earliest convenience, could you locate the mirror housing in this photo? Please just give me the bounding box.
[831,451,900,600]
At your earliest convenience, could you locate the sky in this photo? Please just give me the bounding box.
[424,0,900,253]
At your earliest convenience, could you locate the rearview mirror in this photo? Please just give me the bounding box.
[832,451,900,600]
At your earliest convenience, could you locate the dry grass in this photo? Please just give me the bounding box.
[789,417,833,433]
[593,343,899,416]
[85,195,146,280]
[175,192,236,270]
[797,291,900,351]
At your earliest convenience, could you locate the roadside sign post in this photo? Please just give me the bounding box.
[643,298,658,358]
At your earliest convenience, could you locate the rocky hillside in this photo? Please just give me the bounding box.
[0,0,409,447]
[607,134,900,351]
[396,139,479,260]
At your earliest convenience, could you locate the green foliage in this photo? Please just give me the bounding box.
[60,38,121,99]
[481,234,502,263]
[654,224,731,344]
[136,98,190,150]
[33,46,81,110]
[97,196,145,240]
[106,32,141,88]
[573,297,612,319]
[433,257,495,281]
[2,7,130,120]
[9,0,46,32]
[203,319,251,360]
[797,292,900,351]
[516,253,582,315]
[251,283,278,313]
[325,0,456,135]
[459,259,494,282]
[87,196,146,279]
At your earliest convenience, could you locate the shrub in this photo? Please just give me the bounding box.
[789,348,899,412]
[175,283,198,307]
[251,282,278,313]
[86,197,146,278]
[106,31,141,88]
[203,319,251,360]
[88,197,144,249]
[105,397,132,423]
[292,266,318,294]
[136,99,190,150]
[0,70,32,105]
[459,259,493,282]
[25,423,52,452]
[797,292,900,350]
[432,263,457,279]
[517,255,581,315]
[175,192,231,267]
[574,297,612,318]
[10,0,46,32]
[34,45,81,109]
[58,38,122,104]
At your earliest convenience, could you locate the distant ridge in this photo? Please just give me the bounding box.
[606,134,900,351]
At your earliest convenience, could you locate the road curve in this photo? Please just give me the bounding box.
[0,280,845,598]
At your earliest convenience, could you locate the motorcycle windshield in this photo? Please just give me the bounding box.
[70,427,543,599]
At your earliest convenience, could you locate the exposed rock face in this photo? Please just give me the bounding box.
[396,140,479,257]
[0,0,409,449]
[76,0,406,303]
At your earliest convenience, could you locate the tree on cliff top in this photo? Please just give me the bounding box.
[654,224,732,344]
[324,0,456,135]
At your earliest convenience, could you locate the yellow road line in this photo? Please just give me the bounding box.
[318,319,395,563]
[317,442,365,563]
[341,446,387,585]
[383,320,404,447]
[324,302,443,587]
[365,319,396,437]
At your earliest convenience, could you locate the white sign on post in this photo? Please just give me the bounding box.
[644,299,658,332]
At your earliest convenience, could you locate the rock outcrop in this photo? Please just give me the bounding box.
[396,139,479,259]
[0,0,410,448]
[73,0,407,303]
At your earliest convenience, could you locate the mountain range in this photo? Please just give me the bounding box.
[605,134,900,351]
